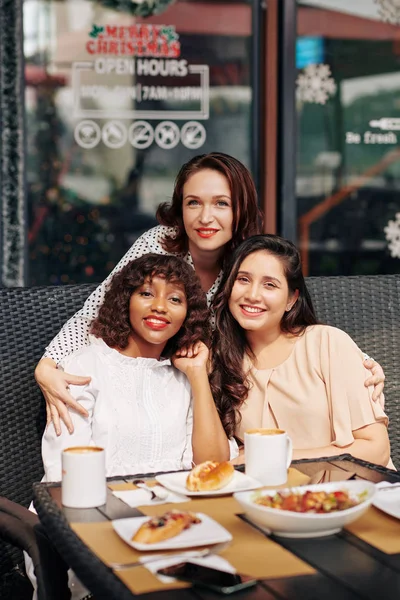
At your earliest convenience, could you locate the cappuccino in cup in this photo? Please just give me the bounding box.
[62,446,106,508]
[63,446,103,454]
[244,428,293,486]
[246,428,284,436]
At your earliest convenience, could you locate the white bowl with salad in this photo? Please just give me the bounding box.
[234,480,375,538]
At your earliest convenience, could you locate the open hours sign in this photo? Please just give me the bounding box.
[73,23,209,150]
[72,58,209,121]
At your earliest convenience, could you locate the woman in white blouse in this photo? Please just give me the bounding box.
[35,152,385,435]
[42,253,237,482]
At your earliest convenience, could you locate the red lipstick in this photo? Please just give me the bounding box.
[144,316,169,330]
[196,228,219,238]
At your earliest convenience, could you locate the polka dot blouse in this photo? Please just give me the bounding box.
[43,225,223,364]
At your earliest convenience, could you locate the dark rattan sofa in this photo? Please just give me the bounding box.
[0,275,399,595]
[0,284,96,598]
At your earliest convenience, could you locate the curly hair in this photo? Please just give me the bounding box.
[90,254,211,357]
[210,235,318,437]
[156,152,263,263]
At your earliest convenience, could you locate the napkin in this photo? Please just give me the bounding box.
[375,482,400,490]
[142,552,235,583]
[112,486,189,507]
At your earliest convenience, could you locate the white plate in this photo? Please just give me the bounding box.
[373,487,400,520]
[112,513,232,551]
[234,480,375,539]
[155,470,262,497]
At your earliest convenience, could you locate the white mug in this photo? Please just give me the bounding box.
[61,446,107,508]
[244,428,293,486]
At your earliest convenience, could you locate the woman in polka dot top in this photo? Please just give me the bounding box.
[35,152,262,433]
[35,152,385,434]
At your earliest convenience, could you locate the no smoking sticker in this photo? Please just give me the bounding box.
[181,121,206,149]
[129,121,154,149]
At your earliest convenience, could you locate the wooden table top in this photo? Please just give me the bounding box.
[38,455,400,600]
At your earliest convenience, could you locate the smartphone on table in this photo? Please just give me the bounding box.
[157,561,258,595]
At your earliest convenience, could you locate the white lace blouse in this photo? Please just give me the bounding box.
[43,225,223,364]
[42,336,195,480]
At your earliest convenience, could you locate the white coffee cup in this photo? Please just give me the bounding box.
[61,446,107,508]
[244,428,293,486]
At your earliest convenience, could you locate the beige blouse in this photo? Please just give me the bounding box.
[236,325,390,460]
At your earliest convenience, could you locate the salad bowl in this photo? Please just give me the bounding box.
[234,480,376,538]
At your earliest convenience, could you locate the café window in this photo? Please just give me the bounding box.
[295,0,400,276]
[23,0,258,286]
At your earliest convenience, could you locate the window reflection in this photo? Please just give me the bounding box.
[297,0,400,276]
[24,0,253,285]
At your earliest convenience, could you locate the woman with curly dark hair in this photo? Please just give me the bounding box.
[211,235,392,468]
[40,254,237,482]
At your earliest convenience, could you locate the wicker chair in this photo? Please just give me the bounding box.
[0,275,399,594]
[306,274,400,469]
[32,483,134,600]
[0,284,96,593]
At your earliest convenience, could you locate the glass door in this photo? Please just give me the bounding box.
[294,0,400,276]
[23,0,261,285]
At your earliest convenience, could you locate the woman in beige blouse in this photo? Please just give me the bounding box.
[211,235,392,467]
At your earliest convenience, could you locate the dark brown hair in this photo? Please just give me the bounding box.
[156,152,263,261]
[210,235,318,437]
[90,254,211,357]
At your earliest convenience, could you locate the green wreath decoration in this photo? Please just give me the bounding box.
[91,0,176,17]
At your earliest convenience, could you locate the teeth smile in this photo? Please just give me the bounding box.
[146,318,168,324]
[242,306,264,313]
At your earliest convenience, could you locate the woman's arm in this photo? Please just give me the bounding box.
[317,327,391,466]
[293,422,390,466]
[173,342,231,463]
[182,402,194,468]
[42,385,96,481]
[36,227,161,433]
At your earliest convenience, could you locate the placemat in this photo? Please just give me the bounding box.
[345,506,400,554]
[109,481,159,491]
[71,493,315,594]
[71,521,190,594]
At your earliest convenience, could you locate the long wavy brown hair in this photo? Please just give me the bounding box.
[156,152,263,263]
[210,235,318,437]
[90,254,211,357]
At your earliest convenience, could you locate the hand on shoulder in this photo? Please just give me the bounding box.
[35,358,90,435]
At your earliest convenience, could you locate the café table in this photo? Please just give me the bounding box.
[33,455,400,600]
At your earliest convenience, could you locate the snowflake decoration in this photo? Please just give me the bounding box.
[374,0,400,25]
[384,213,400,258]
[296,64,337,105]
